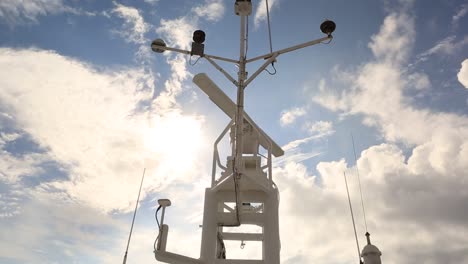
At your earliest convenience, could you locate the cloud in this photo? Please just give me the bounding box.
[416,36,468,63]
[452,4,468,27]
[111,2,149,45]
[193,0,225,22]
[273,135,468,263]
[254,0,279,27]
[287,6,468,264]
[0,48,206,213]
[0,0,94,25]
[0,0,66,24]
[457,59,468,89]
[144,0,160,6]
[279,107,306,126]
[110,2,153,64]
[305,120,335,137]
[0,188,129,263]
[313,11,468,145]
[368,13,415,64]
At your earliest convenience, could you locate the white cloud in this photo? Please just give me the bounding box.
[279,107,306,126]
[457,59,468,89]
[111,2,149,45]
[313,11,468,145]
[452,4,468,26]
[0,0,66,24]
[0,189,128,263]
[193,0,225,22]
[154,16,197,113]
[274,136,468,263]
[0,48,206,213]
[157,17,195,50]
[144,0,160,6]
[0,0,95,25]
[0,151,49,184]
[296,7,468,263]
[111,2,153,63]
[368,13,415,63]
[305,120,335,137]
[417,36,468,63]
[254,0,279,28]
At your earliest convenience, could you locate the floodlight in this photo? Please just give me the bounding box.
[320,20,336,35]
[193,30,206,44]
[151,38,166,53]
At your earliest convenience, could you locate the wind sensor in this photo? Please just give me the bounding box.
[150,1,336,263]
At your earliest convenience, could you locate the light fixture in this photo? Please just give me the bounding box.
[193,30,206,44]
[191,30,206,56]
[151,38,166,53]
[320,20,336,35]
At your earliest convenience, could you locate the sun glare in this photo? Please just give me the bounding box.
[144,114,204,172]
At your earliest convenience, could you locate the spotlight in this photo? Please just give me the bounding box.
[193,30,206,44]
[320,20,336,36]
[151,38,166,53]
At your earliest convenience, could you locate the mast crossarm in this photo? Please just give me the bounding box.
[149,44,238,64]
[245,35,332,64]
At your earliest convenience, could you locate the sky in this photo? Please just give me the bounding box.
[0,0,467,263]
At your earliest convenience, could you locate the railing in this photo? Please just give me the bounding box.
[211,116,275,188]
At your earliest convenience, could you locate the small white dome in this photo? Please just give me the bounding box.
[362,244,382,264]
[361,244,381,256]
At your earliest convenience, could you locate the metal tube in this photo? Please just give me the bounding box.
[204,56,238,86]
[151,45,191,55]
[204,54,239,64]
[244,54,278,88]
[151,44,238,63]
[160,207,166,226]
[245,35,332,63]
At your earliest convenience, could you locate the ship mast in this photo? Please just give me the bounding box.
[150,1,335,263]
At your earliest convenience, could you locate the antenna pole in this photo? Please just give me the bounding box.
[351,134,368,233]
[343,171,362,264]
[123,168,146,264]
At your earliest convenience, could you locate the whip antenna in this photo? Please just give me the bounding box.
[123,168,146,264]
[344,171,362,264]
[265,0,273,54]
[351,134,368,233]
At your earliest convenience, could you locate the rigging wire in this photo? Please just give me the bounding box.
[352,134,368,233]
[153,205,162,252]
[343,171,362,264]
[123,168,146,264]
[264,0,277,75]
[155,205,162,228]
[189,55,202,66]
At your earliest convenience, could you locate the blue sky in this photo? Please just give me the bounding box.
[0,0,467,263]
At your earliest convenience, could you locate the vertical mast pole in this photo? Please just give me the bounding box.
[234,14,247,178]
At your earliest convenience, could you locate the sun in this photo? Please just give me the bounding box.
[143,113,204,171]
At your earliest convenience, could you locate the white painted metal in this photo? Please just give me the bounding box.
[362,233,382,264]
[193,73,284,157]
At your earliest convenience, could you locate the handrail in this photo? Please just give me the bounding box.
[212,120,234,186]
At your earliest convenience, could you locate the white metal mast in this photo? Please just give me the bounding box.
[150,1,335,263]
